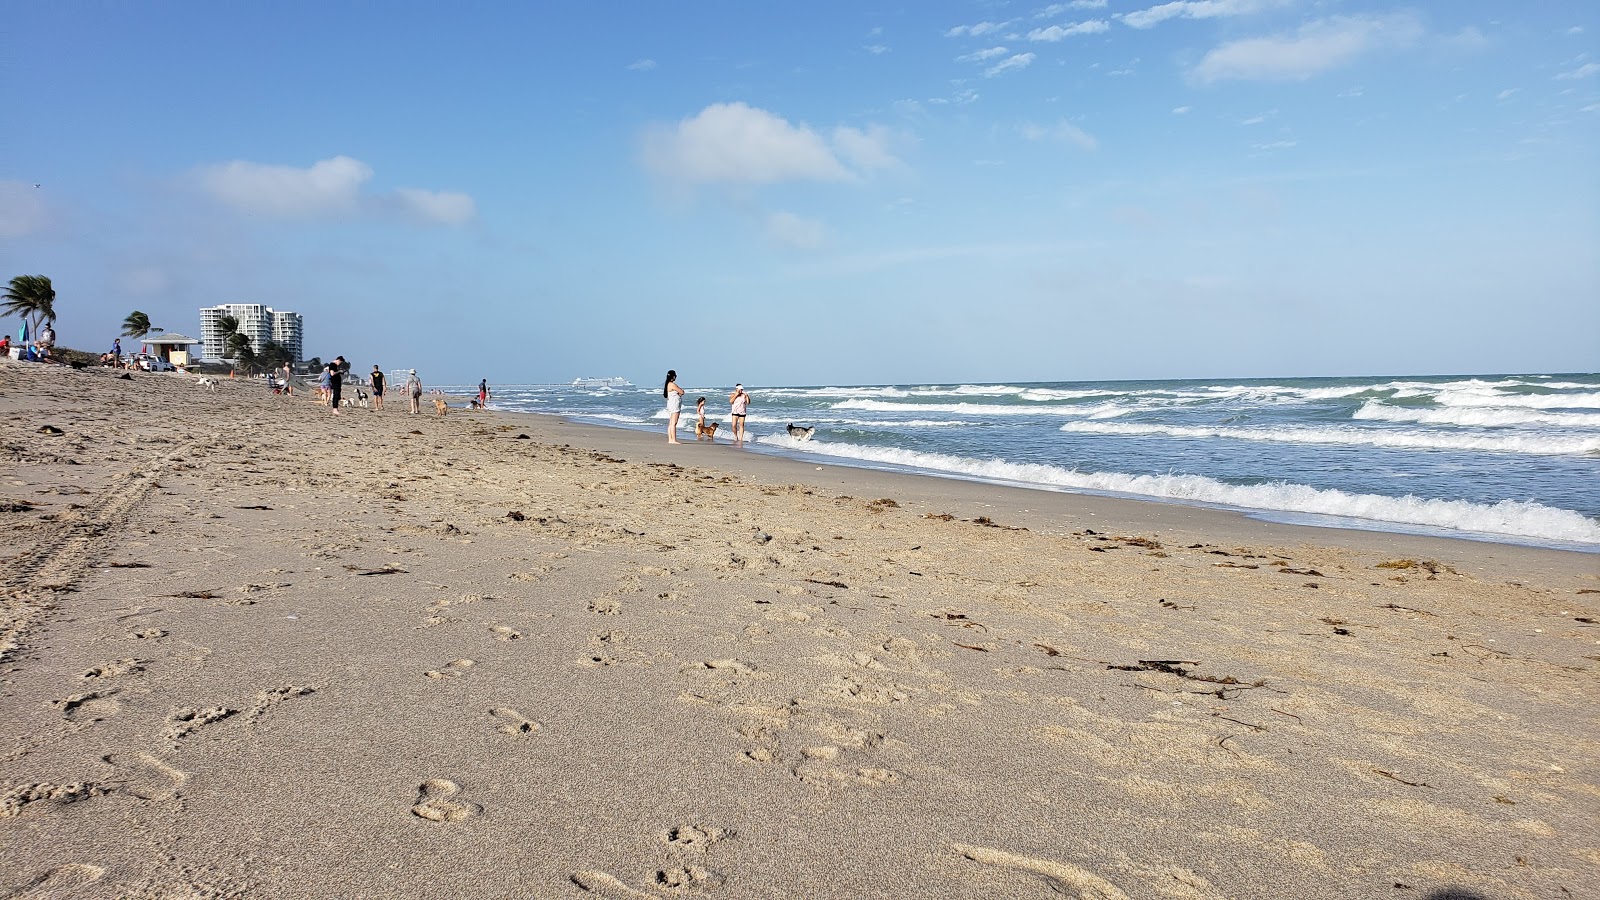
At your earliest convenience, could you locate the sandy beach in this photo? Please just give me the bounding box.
[2,363,1596,900]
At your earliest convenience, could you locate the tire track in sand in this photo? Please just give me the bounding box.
[1,450,183,663]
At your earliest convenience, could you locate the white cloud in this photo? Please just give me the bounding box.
[0,180,49,238]
[1240,109,1276,124]
[642,103,902,185]
[1496,88,1519,100]
[1192,14,1425,83]
[1122,0,1277,30]
[832,124,903,172]
[985,53,1036,77]
[765,211,828,250]
[1253,140,1298,151]
[1556,62,1600,80]
[195,155,475,226]
[1037,0,1108,15]
[946,21,1009,38]
[958,46,1011,62]
[1020,119,1098,150]
[865,44,890,55]
[626,59,657,71]
[1567,26,1584,35]
[1028,20,1110,41]
[199,155,372,217]
[393,188,476,226]
[1172,105,1191,114]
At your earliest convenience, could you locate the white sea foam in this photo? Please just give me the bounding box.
[833,399,1130,418]
[1058,422,1600,456]
[1434,389,1600,409]
[1354,401,1600,429]
[754,437,1600,544]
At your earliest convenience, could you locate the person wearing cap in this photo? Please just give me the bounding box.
[728,383,751,444]
[405,369,423,414]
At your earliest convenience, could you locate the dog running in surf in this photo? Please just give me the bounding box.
[786,423,816,441]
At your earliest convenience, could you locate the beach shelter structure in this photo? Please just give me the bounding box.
[140,333,198,368]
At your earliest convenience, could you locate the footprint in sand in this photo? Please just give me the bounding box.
[654,866,726,892]
[129,627,167,640]
[423,659,475,680]
[662,824,733,852]
[488,707,540,735]
[953,844,1128,900]
[79,657,144,679]
[588,598,622,616]
[410,778,481,823]
[52,690,121,724]
[490,625,522,641]
[2,863,106,898]
[102,752,189,801]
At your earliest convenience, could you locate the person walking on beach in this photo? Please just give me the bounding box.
[478,378,489,409]
[406,369,423,414]
[326,361,343,415]
[664,370,685,444]
[728,383,751,444]
[280,362,293,395]
[370,366,385,410]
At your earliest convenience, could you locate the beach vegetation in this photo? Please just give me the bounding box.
[3,274,56,337]
[121,310,158,339]
[217,314,241,358]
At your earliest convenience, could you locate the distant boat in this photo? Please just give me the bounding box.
[571,376,633,389]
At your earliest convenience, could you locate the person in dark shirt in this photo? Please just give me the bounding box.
[370,365,386,410]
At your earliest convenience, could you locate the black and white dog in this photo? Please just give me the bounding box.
[786,423,816,441]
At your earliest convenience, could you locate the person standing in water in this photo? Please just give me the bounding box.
[664,370,685,444]
[728,383,751,444]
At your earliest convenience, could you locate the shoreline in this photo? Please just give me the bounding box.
[490,407,1600,581]
[3,364,1597,899]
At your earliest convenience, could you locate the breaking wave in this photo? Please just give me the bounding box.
[1058,422,1600,456]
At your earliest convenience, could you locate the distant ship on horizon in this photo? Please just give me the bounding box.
[571,376,633,389]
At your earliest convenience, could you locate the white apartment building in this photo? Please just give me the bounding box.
[198,304,304,363]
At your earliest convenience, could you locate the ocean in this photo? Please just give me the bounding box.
[456,374,1600,551]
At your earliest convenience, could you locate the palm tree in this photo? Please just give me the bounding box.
[122,310,159,339]
[257,340,292,371]
[225,331,252,362]
[3,275,56,339]
[217,314,241,359]
[234,343,260,374]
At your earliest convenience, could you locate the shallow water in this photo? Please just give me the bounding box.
[456,374,1600,550]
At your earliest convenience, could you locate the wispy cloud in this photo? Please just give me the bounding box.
[1496,88,1520,100]
[1567,26,1584,35]
[865,44,890,55]
[1555,62,1600,80]
[958,46,1011,62]
[946,21,1010,38]
[1172,105,1191,114]
[765,211,828,250]
[196,156,474,226]
[626,59,657,71]
[1019,119,1098,150]
[1028,20,1110,41]
[1253,140,1298,151]
[1122,0,1278,30]
[1036,0,1108,16]
[985,53,1037,77]
[1192,14,1425,83]
[640,103,900,185]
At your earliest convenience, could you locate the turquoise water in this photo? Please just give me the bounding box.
[455,374,1600,550]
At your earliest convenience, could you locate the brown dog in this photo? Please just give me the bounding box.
[696,420,720,440]
[432,397,449,417]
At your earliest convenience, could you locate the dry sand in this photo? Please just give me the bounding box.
[1,362,1596,900]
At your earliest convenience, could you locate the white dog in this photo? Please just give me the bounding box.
[196,377,218,390]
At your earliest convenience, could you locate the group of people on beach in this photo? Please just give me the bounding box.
[303,358,444,415]
[663,370,750,445]
[0,323,56,364]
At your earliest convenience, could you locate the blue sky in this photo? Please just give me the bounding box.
[4,1,1596,386]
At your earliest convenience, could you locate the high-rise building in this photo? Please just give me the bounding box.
[198,304,304,363]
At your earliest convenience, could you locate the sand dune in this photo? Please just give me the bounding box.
[2,363,1596,899]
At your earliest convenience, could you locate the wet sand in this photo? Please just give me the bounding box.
[2,362,1597,899]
